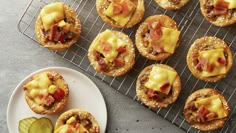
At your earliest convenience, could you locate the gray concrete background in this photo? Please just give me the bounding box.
[0,0,185,133]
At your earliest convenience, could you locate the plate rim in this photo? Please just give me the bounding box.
[6,66,108,133]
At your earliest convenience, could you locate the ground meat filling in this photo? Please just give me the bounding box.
[63,116,92,130]
[142,21,165,55]
[168,0,180,5]
[93,46,127,72]
[205,0,236,20]
[139,69,173,103]
[41,17,76,43]
[185,94,219,123]
[191,44,228,73]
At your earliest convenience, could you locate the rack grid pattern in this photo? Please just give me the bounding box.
[18,0,236,132]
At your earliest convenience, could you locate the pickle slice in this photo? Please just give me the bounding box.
[18,117,37,133]
[28,117,53,133]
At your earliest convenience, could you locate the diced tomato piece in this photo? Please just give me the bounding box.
[217,57,226,65]
[121,1,129,13]
[150,29,162,41]
[160,83,170,92]
[98,58,108,71]
[113,58,124,67]
[53,88,65,101]
[197,106,210,122]
[113,4,122,15]
[117,46,126,53]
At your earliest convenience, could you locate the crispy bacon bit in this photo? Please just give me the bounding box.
[160,83,170,92]
[113,58,124,67]
[214,1,229,15]
[113,4,122,15]
[217,57,226,65]
[121,1,129,13]
[207,63,215,72]
[148,21,162,30]
[197,106,210,122]
[117,46,126,53]
[150,29,162,41]
[45,95,55,107]
[98,58,108,71]
[147,89,161,101]
[153,44,164,53]
[196,58,207,70]
[206,112,218,120]
[50,24,58,40]
[94,52,101,61]
[58,32,65,43]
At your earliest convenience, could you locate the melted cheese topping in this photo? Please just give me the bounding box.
[157,27,180,54]
[25,72,52,104]
[215,0,236,9]
[93,29,126,62]
[195,95,227,120]
[55,116,89,133]
[105,0,135,26]
[40,2,64,30]
[199,49,227,77]
[145,66,177,95]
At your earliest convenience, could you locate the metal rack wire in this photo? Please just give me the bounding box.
[18,0,236,132]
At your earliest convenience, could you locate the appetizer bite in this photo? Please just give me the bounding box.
[54,109,100,133]
[35,2,81,50]
[23,71,69,114]
[183,88,230,131]
[96,0,145,28]
[88,29,135,76]
[135,15,181,61]
[154,0,190,10]
[200,0,236,27]
[136,64,181,108]
[187,36,233,82]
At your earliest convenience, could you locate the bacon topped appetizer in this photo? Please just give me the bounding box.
[96,0,144,28]
[55,109,100,133]
[184,88,230,131]
[88,29,135,76]
[187,36,233,82]
[200,0,236,27]
[154,0,190,10]
[35,2,81,50]
[136,64,181,108]
[136,15,181,61]
[23,71,69,114]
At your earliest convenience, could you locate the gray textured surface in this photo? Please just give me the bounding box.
[0,0,185,133]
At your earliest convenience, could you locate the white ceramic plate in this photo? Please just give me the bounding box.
[7,67,107,133]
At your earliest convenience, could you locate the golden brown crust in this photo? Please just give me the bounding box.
[183,88,230,131]
[55,109,100,133]
[200,0,236,27]
[35,2,81,50]
[24,71,69,115]
[154,0,190,10]
[135,15,180,61]
[88,30,135,76]
[96,0,145,28]
[136,64,181,108]
[186,36,233,82]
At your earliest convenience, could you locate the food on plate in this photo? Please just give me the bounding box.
[18,117,53,133]
[23,71,69,114]
[136,64,181,108]
[154,0,190,10]
[135,15,180,60]
[35,2,81,50]
[96,0,145,28]
[183,88,230,131]
[18,117,37,133]
[88,29,135,76]
[54,109,100,133]
[186,36,233,82]
[200,0,236,27]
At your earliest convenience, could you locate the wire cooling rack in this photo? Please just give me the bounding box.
[18,0,236,132]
